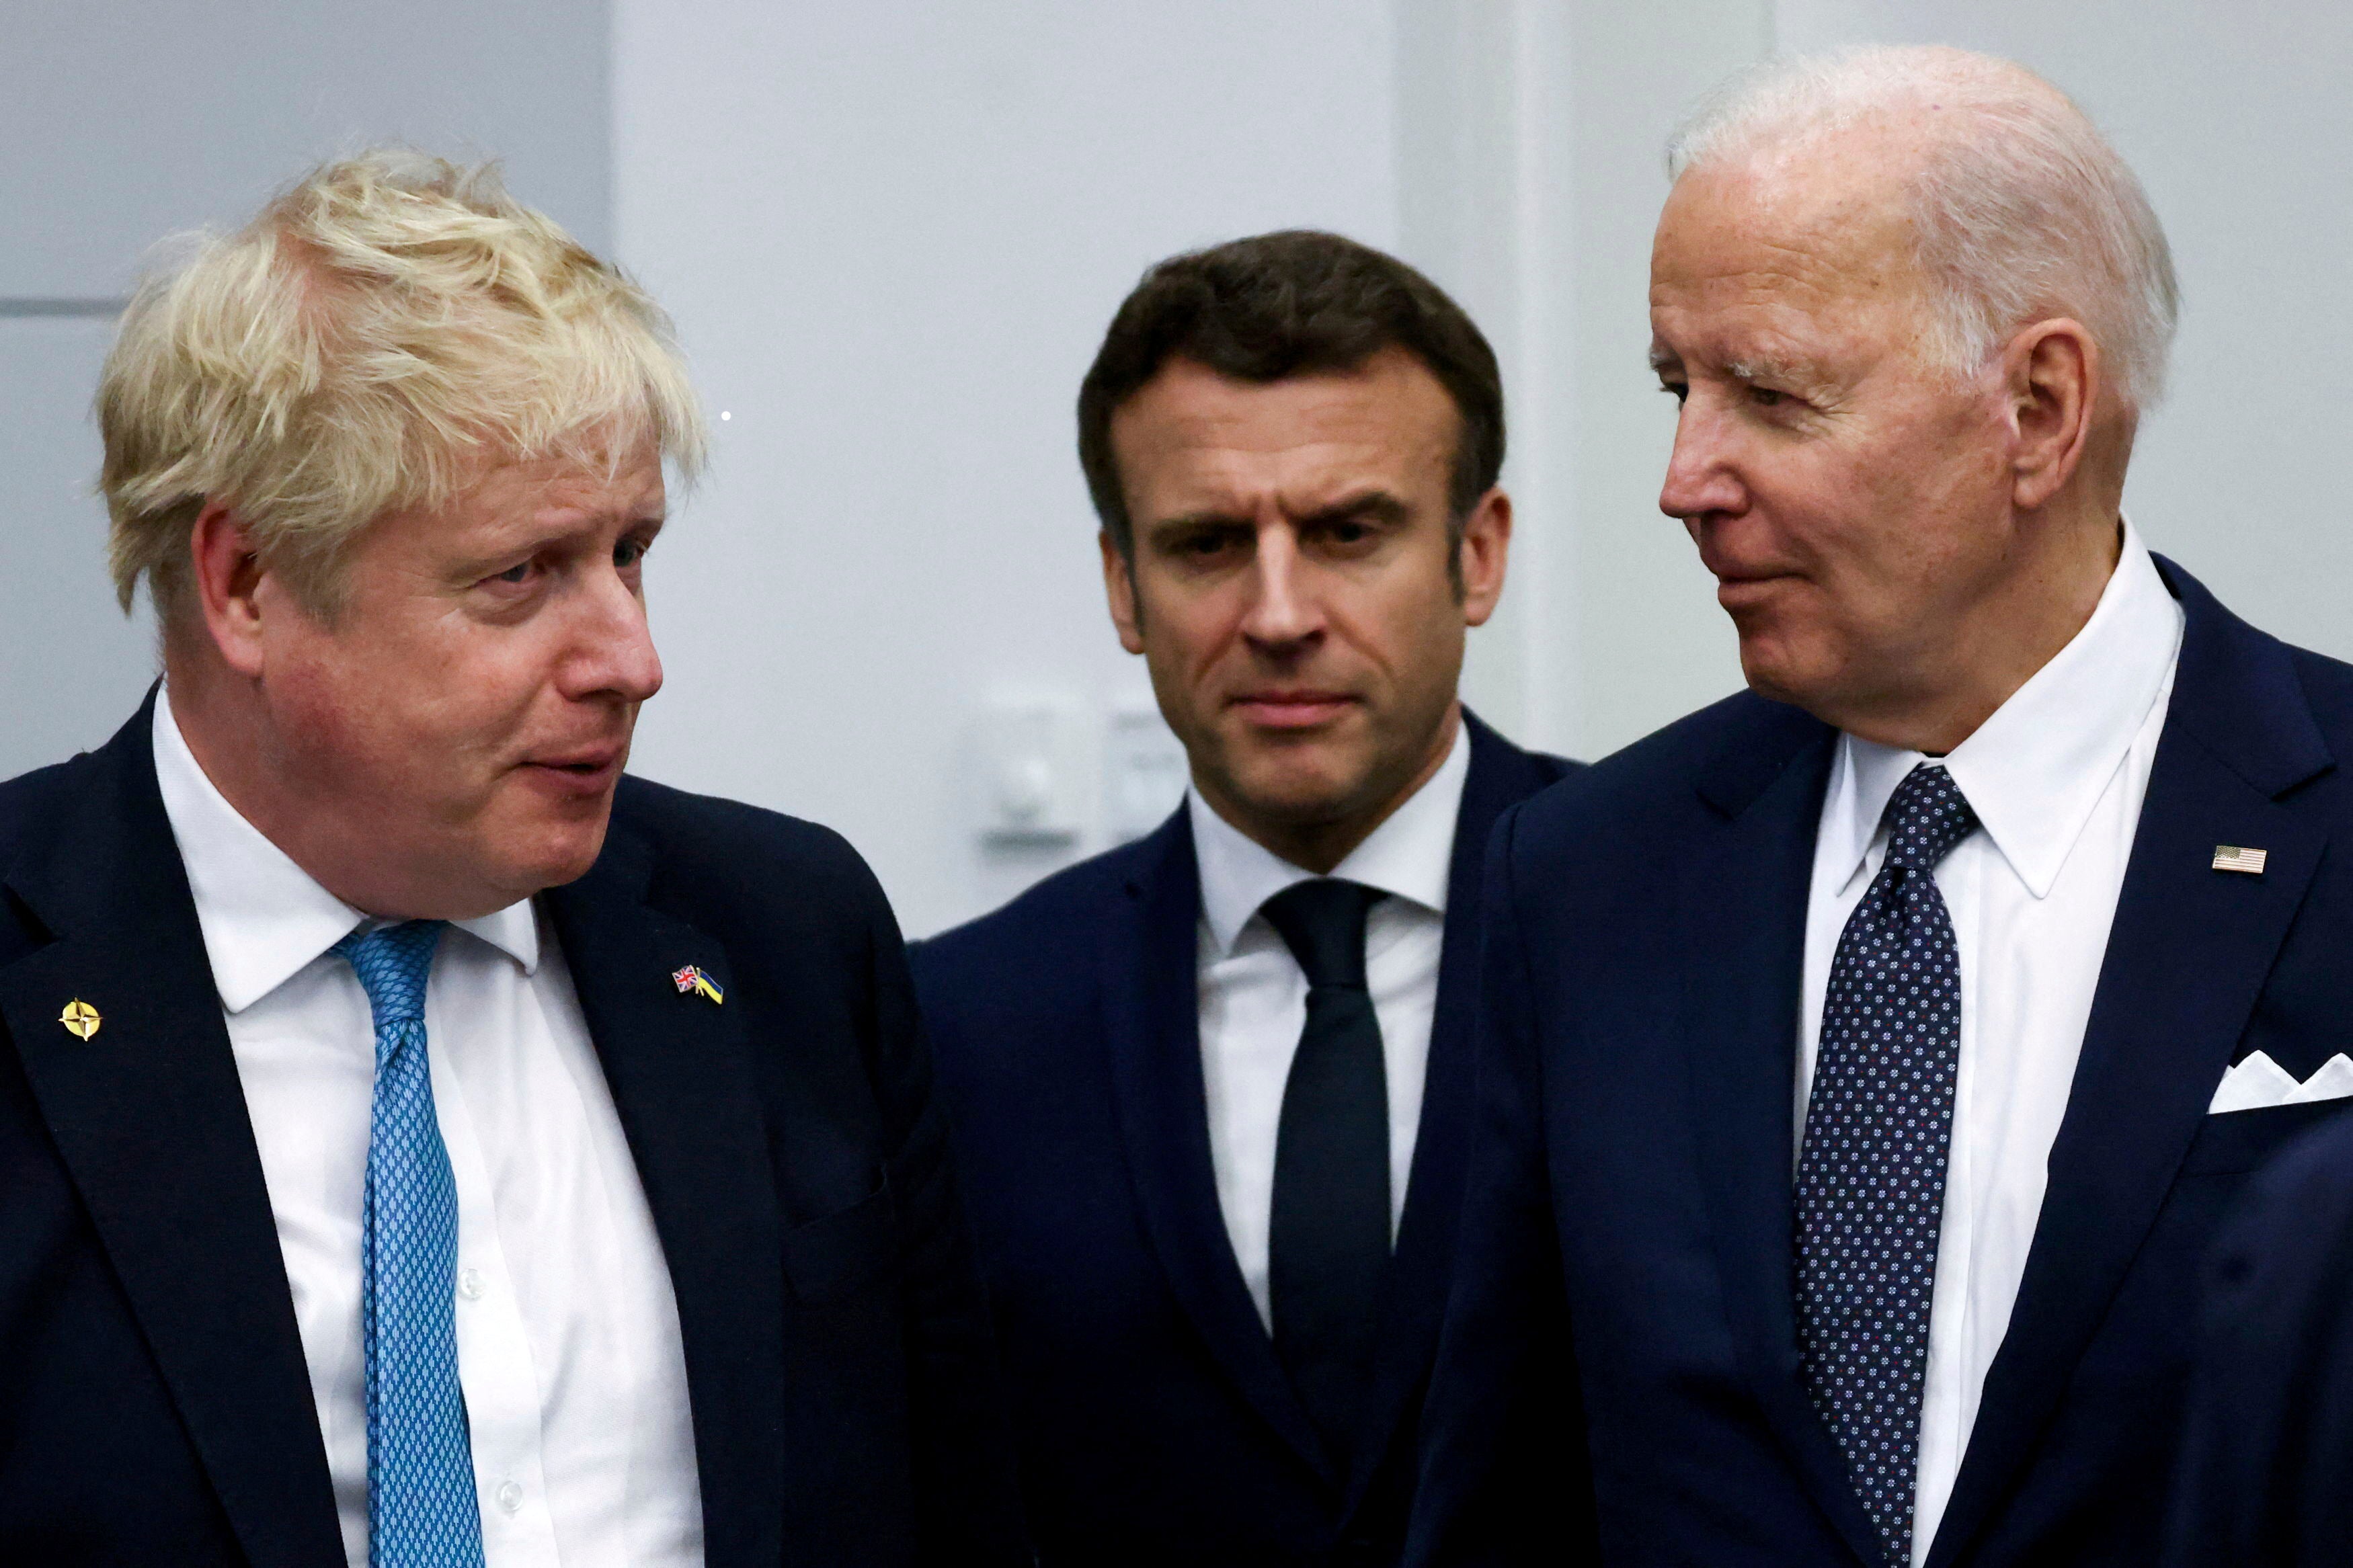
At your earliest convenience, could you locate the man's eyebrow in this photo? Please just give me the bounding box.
[1727,354,1848,403]
[1648,345,1681,375]
[1724,354,1802,382]
[1296,491,1409,528]
[1148,509,1250,535]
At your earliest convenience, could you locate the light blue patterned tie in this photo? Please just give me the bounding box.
[335,921,486,1568]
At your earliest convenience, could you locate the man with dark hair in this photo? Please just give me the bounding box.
[913,231,1577,1565]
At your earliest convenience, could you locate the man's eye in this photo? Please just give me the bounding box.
[615,538,647,569]
[1324,520,1371,545]
[1749,386,1786,407]
[494,561,532,585]
[1660,381,1689,405]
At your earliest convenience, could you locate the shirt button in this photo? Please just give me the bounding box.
[495,1480,524,1514]
[456,1268,485,1301]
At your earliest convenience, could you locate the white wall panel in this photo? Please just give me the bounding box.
[1395,0,1769,760]
[0,319,152,778]
[612,1,1401,935]
[1772,0,2353,665]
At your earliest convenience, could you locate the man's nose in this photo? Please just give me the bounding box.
[565,571,665,704]
[1238,524,1323,648]
[1658,399,1747,523]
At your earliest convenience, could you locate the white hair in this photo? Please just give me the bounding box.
[1668,45,2179,413]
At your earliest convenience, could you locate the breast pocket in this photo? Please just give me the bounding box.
[2180,1098,2353,1177]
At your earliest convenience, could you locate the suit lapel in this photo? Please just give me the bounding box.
[1099,811,1339,1487]
[0,698,344,1568]
[545,833,788,1568]
[1345,712,1562,1508]
[1927,560,2333,1567]
[1681,698,1887,1567]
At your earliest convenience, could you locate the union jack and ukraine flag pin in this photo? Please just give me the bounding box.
[672,964,725,1005]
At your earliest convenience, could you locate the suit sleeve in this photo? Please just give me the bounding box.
[1405,803,1601,1567]
[2162,1117,2353,1568]
[853,878,1034,1565]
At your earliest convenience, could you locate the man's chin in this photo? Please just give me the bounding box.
[1737,636,1860,726]
[487,811,614,897]
[1213,757,1372,831]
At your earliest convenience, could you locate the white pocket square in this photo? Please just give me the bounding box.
[2208,1050,2353,1114]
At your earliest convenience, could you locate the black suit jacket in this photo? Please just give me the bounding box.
[912,712,1575,1567]
[0,695,1029,1567]
[2163,1110,2353,1567]
[1410,560,2353,1567]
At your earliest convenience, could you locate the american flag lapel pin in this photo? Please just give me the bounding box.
[2212,845,2268,876]
[671,963,725,1004]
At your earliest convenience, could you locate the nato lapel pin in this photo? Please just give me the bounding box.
[58,999,101,1040]
[670,964,725,1005]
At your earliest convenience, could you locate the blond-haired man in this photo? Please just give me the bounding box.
[0,154,1025,1568]
[1412,46,2353,1567]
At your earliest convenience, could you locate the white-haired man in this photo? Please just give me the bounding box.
[0,155,1026,1567]
[1409,46,2353,1567]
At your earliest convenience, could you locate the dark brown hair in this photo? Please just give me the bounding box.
[1077,230,1505,561]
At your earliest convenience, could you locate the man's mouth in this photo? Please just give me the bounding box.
[518,744,625,791]
[1230,690,1357,729]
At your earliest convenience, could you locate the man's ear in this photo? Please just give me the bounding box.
[1101,528,1146,654]
[2006,319,2098,511]
[1455,487,1513,626]
[188,501,272,677]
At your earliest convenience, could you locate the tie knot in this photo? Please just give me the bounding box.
[1880,764,1979,872]
[334,919,446,1029]
[1259,878,1386,991]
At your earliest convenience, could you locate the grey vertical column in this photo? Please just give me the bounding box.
[1389,0,1770,760]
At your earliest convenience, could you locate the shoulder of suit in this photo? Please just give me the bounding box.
[912,831,1164,977]
[608,772,885,920]
[2287,638,2353,730]
[0,749,102,882]
[1500,688,1825,868]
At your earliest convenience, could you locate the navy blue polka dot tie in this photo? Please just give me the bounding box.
[336,921,486,1568]
[1796,764,1979,1567]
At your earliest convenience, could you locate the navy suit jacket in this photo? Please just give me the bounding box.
[0,695,1029,1567]
[914,713,1575,1566]
[1412,561,2353,1567]
[2163,1110,2353,1567]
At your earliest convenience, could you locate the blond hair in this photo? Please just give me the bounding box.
[1669,46,2179,413]
[99,149,706,620]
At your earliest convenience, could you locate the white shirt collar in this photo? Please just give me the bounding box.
[1821,518,2184,901]
[1190,715,1469,958]
[152,684,540,1014]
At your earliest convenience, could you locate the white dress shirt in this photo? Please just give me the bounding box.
[1795,522,2183,1564]
[1192,718,1468,1330]
[152,688,704,1568]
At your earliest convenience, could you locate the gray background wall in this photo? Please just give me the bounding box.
[0,0,612,780]
[7,2,2349,935]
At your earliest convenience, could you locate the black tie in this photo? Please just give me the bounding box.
[1260,877,1392,1464]
[1796,764,1980,1567]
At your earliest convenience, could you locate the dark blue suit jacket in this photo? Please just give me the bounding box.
[914,713,1575,1566]
[1412,561,2353,1567]
[0,695,1028,1567]
[2163,1111,2353,1566]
